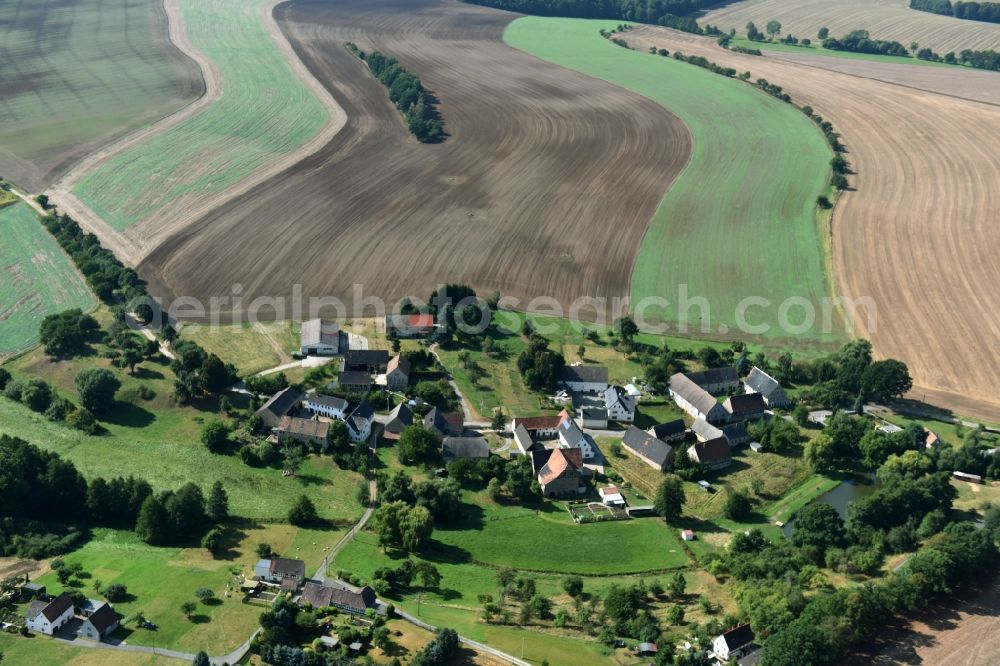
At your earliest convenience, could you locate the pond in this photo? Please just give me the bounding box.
[782,476,876,538]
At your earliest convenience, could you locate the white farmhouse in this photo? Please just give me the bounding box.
[558,365,609,394]
[604,385,636,423]
[712,625,755,662]
[669,373,728,424]
[557,416,595,459]
[303,393,349,420]
[25,593,74,635]
[299,319,340,356]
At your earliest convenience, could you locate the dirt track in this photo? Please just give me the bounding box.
[701,0,1000,55]
[140,0,690,321]
[625,26,1000,422]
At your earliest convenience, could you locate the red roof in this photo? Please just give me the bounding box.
[515,415,563,430]
[409,314,435,328]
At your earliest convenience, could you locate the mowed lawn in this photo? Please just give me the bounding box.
[505,19,838,345]
[0,0,198,189]
[0,203,96,357]
[181,320,301,375]
[73,0,330,230]
[1,349,364,523]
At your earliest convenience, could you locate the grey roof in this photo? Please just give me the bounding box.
[272,557,306,579]
[722,421,749,441]
[337,371,372,387]
[386,402,413,429]
[350,401,374,421]
[85,603,120,634]
[621,426,674,467]
[343,349,389,369]
[424,406,447,433]
[26,599,47,621]
[256,387,303,418]
[686,367,739,388]
[38,593,73,622]
[300,319,339,348]
[689,437,731,463]
[670,373,720,415]
[558,415,585,443]
[720,624,755,650]
[744,366,782,397]
[604,385,635,413]
[513,423,536,453]
[443,436,489,459]
[580,407,607,419]
[691,418,723,441]
[648,419,686,440]
[305,393,348,411]
[559,365,609,385]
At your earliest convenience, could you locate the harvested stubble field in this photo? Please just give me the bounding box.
[69,0,332,236]
[624,25,1000,421]
[0,202,96,358]
[700,0,1000,55]
[506,18,837,345]
[140,0,689,324]
[0,0,201,192]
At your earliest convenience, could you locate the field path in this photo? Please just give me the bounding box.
[624,26,1000,421]
[47,0,347,264]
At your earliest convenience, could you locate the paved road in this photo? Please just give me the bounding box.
[52,627,259,665]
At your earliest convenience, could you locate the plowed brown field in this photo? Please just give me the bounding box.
[701,0,1000,55]
[139,0,689,321]
[626,26,1000,421]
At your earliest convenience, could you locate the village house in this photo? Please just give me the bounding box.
[532,448,589,498]
[510,412,568,440]
[254,557,306,589]
[342,349,389,373]
[712,625,756,662]
[622,426,675,471]
[346,402,375,443]
[557,416,596,459]
[669,373,729,424]
[273,416,330,449]
[254,387,304,428]
[743,366,790,408]
[512,423,536,455]
[579,406,608,429]
[685,367,740,394]
[300,579,379,615]
[604,385,636,423]
[722,421,750,447]
[383,402,413,440]
[599,486,626,507]
[424,406,463,438]
[299,318,340,356]
[924,428,940,449]
[558,365,609,394]
[688,437,733,470]
[385,313,436,338]
[336,371,372,394]
[25,593,73,635]
[691,418,724,443]
[385,356,411,391]
[647,419,687,444]
[303,393,349,420]
[443,436,490,461]
[723,393,766,421]
[78,601,121,641]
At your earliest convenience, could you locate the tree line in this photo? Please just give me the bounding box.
[464,0,714,33]
[345,43,443,142]
[911,0,1000,23]
[822,29,910,56]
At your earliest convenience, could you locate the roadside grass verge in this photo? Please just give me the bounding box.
[505,18,840,347]
[0,203,96,358]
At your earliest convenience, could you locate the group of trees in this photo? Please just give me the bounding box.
[169,339,239,403]
[135,480,229,548]
[516,332,566,391]
[467,0,714,33]
[821,30,910,56]
[911,0,1000,23]
[39,309,101,357]
[370,558,442,595]
[346,44,443,142]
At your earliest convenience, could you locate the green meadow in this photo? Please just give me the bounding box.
[73,0,329,230]
[0,203,96,357]
[505,18,840,346]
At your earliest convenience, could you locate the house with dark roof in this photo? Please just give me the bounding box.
[385,356,412,391]
[342,350,389,373]
[346,402,374,443]
[385,313,436,338]
[647,419,687,444]
[743,367,790,408]
[685,367,740,394]
[25,592,73,635]
[579,406,608,429]
[254,387,304,428]
[532,448,589,498]
[336,370,372,394]
[557,416,595,459]
[303,393,349,420]
[669,374,728,423]
[78,602,121,640]
[254,557,306,588]
[300,319,340,356]
[722,421,750,446]
[300,580,379,615]
[512,423,538,455]
[712,624,756,662]
[688,437,732,470]
[604,386,636,423]
[622,426,675,471]
[424,406,463,438]
[443,436,490,461]
[273,416,330,449]
[558,365,609,394]
[724,393,766,421]
[383,402,413,441]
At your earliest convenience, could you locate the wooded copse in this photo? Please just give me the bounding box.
[821,30,910,57]
[345,43,443,143]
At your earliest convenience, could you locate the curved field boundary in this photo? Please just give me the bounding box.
[505,18,838,345]
[51,0,346,262]
[701,0,1000,55]
[0,202,96,358]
